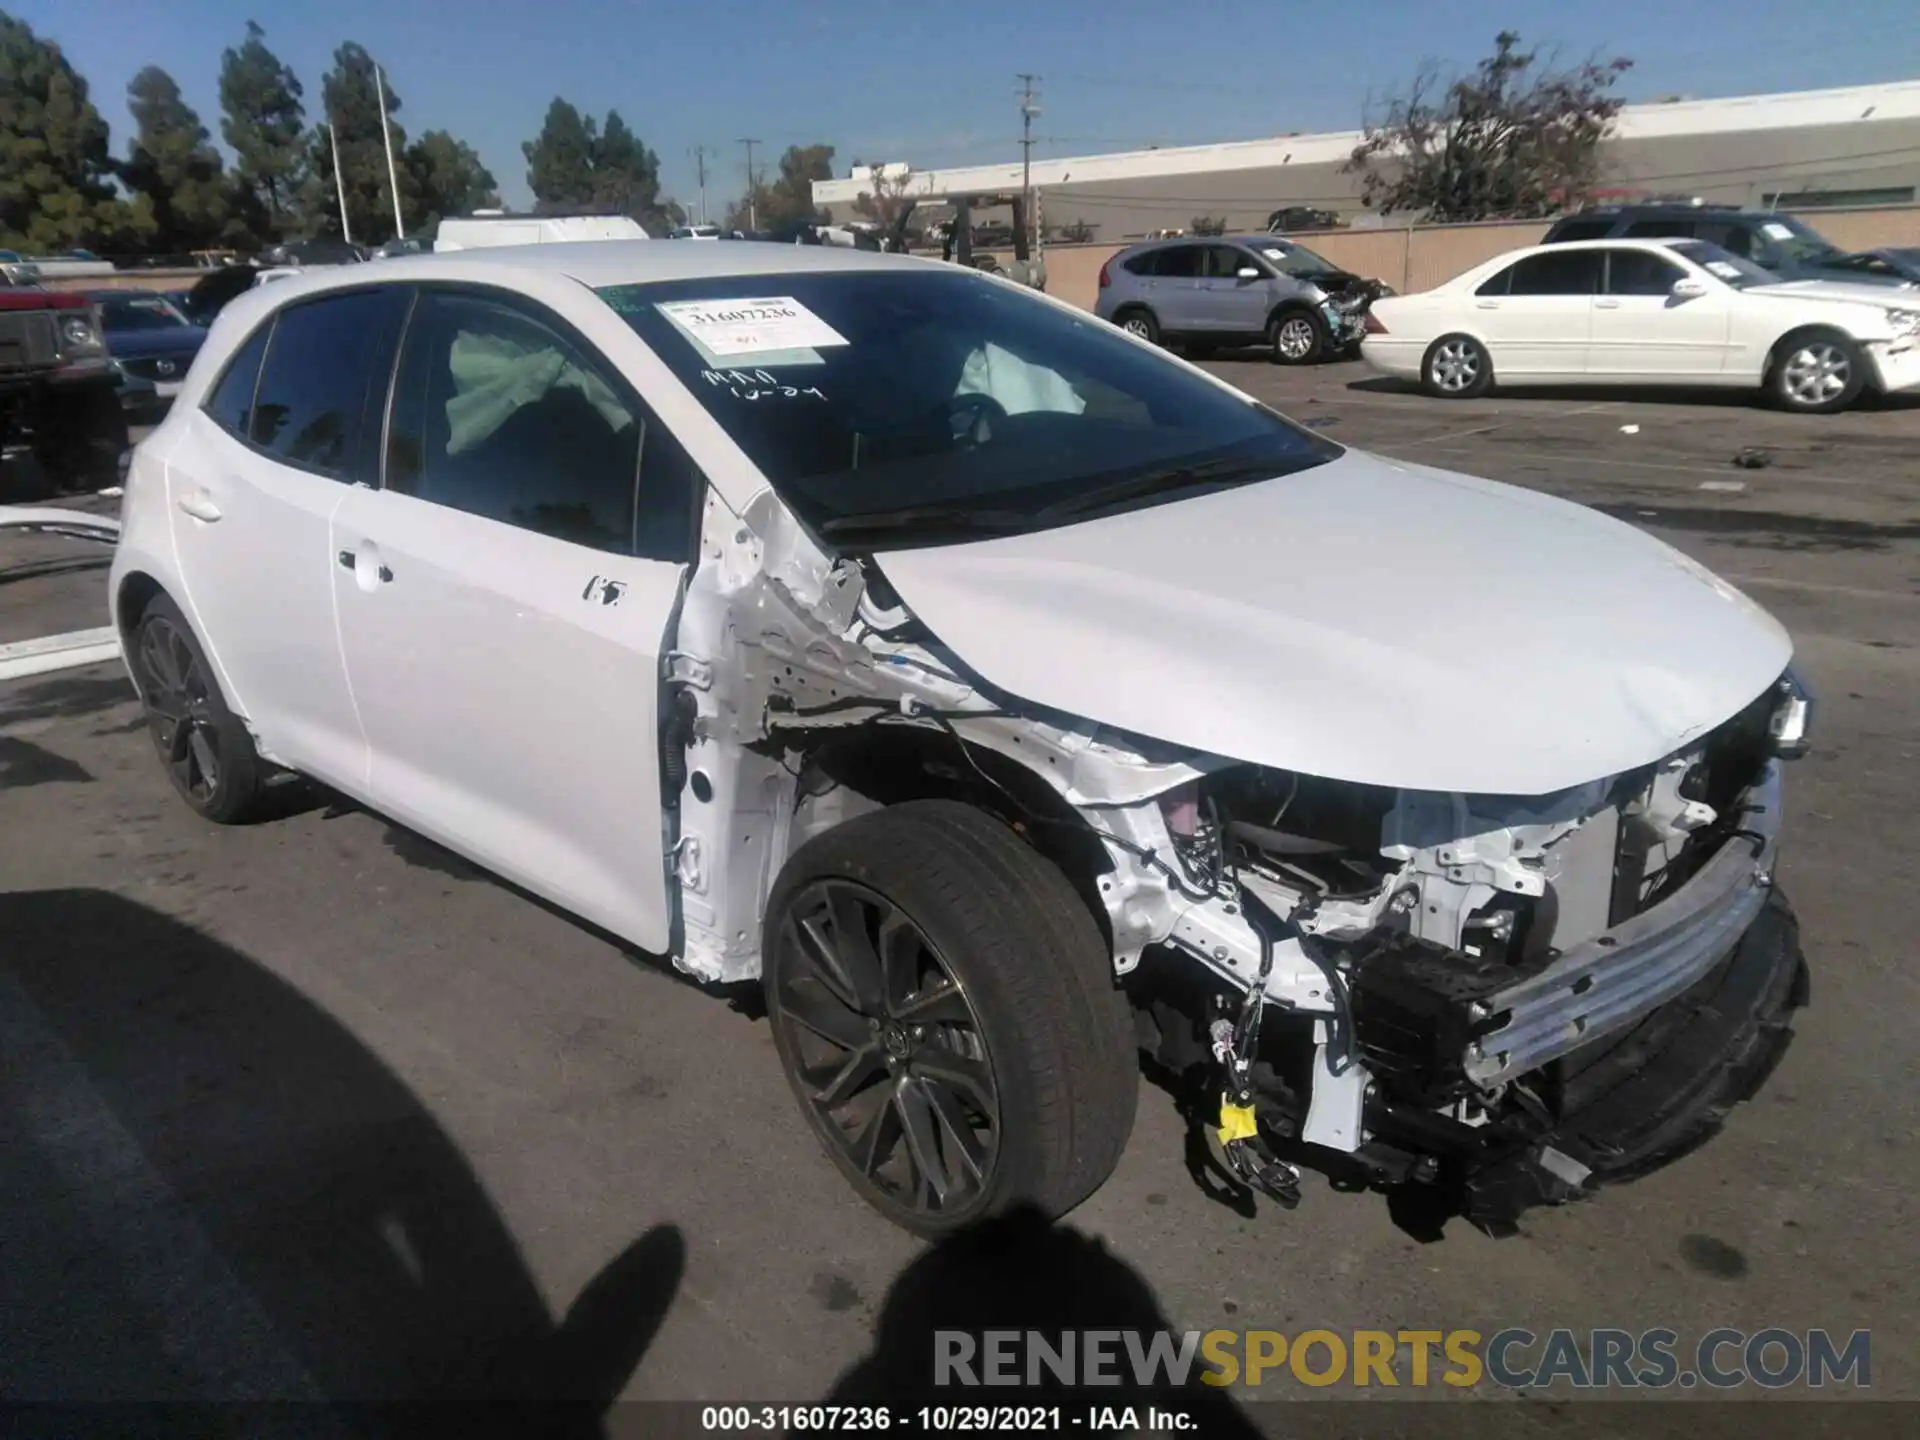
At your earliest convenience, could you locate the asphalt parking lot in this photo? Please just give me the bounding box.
[2,364,1917,1421]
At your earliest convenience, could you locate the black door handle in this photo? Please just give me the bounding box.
[338,549,394,583]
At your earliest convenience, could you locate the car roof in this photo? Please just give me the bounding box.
[404,239,920,287]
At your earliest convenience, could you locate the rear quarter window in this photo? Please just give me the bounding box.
[201,323,271,438]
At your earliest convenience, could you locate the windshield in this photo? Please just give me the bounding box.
[601,269,1337,548]
[1669,241,1778,289]
[1251,241,1341,278]
[95,293,192,331]
[1750,216,1844,268]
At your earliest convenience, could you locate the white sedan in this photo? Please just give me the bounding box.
[1362,237,1920,412]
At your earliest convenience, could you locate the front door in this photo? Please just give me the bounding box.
[1192,245,1273,337]
[164,286,407,785]
[1590,246,1732,378]
[1472,249,1602,378]
[331,285,699,952]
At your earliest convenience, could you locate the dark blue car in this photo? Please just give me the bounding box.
[88,290,208,416]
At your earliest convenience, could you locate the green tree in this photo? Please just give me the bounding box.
[219,21,307,240]
[123,65,230,251]
[406,128,499,227]
[0,11,131,251]
[305,42,414,242]
[590,110,663,223]
[1344,32,1632,221]
[523,97,597,210]
[758,143,833,229]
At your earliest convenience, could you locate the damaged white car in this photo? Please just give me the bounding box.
[110,243,1813,1237]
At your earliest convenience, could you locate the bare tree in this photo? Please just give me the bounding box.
[1189,214,1227,236]
[852,161,914,236]
[1343,32,1632,222]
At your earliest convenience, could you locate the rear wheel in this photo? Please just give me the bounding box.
[1422,333,1493,398]
[764,801,1138,1236]
[132,593,269,824]
[1768,329,1865,413]
[1269,308,1326,365]
[1113,307,1159,345]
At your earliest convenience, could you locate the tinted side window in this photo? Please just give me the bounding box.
[1714,225,1755,258]
[1508,250,1604,296]
[1624,218,1695,239]
[250,288,407,478]
[1475,264,1515,297]
[386,290,643,555]
[202,323,271,437]
[1121,251,1159,277]
[1549,219,1615,242]
[1154,246,1202,279]
[1606,248,1687,296]
[1206,246,1256,279]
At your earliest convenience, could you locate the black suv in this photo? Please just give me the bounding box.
[1541,205,1895,285]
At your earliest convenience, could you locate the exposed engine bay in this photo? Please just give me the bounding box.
[664,485,1808,1231]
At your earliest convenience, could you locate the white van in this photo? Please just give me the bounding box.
[433,212,649,252]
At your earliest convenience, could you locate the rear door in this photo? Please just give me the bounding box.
[329,284,701,951]
[1471,250,1602,377]
[1147,245,1207,333]
[1591,246,1732,378]
[165,286,407,785]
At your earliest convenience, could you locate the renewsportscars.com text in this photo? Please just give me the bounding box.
[934,1328,1871,1391]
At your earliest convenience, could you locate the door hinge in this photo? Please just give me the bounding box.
[663,652,714,689]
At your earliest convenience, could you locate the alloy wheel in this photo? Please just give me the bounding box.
[1781,342,1850,407]
[1275,315,1317,359]
[770,879,1000,1221]
[1123,316,1153,339]
[1432,338,1482,392]
[137,617,222,804]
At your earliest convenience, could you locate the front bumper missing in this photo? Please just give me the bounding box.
[1465,761,1781,1088]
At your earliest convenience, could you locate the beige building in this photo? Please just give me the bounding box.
[815,80,1920,243]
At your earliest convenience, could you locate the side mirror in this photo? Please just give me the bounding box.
[1235,266,1262,280]
[1671,277,1708,299]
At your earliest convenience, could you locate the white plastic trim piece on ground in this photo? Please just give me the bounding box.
[0,506,123,543]
[0,627,123,682]
[1,506,124,680]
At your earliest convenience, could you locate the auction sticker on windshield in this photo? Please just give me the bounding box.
[657,297,848,358]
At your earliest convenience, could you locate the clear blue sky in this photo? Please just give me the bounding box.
[17,0,1918,217]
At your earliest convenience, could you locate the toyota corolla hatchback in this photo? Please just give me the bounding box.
[110,242,1813,1236]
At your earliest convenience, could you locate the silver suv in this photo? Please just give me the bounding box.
[1095,234,1385,364]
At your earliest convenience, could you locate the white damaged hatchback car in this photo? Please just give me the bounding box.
[110,242,1813,1236]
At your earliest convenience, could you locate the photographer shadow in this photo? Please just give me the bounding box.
[0,887,682,1437]
[822,1206,1262,1437]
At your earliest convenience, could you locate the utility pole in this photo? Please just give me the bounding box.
[690,144,711,225]
[329,123,353,245]
[1017,73,1042,254]
[737,137,762,231]
[375,64,405,241]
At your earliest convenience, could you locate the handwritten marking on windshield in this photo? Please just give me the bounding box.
[701,368,827,403]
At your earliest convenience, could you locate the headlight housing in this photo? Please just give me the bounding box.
[1768,667,1815,760]
[60,313,104,354]
[1885,307,1920,335]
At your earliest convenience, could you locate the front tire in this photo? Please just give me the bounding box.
[132,592,269,824]
[32,383,129,494]
[1768,329,1865,413]
[1269,308,1326,365]
[764,801,1138,1236]
[1422,333,1493,398]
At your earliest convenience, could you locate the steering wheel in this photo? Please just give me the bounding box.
[947,392,1009,448]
